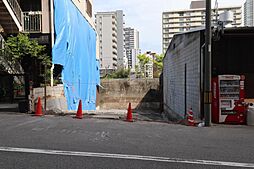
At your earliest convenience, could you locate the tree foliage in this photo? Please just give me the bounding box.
[0,33,51,87]
[108,68,130,79]
[137,54,151,78]
[152,54,164,78]
[137,54,151,68]
[153,54,164,71]
[2,33,51,68]
[136,53,164,78]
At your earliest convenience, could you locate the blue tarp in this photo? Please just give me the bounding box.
[53,0,99,110]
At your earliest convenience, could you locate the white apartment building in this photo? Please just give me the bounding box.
[72,0,94,27]
[124,27,140,71]
[244,0,254,26]
[144,52,154,79]
[115,10,127,70]
[95,10,126,71]
[130,49,141,72]
[162,4,242,53]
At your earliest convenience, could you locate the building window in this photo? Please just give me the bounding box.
[179,12,184,16]
[86,0,92,17]
[179,28,184,31]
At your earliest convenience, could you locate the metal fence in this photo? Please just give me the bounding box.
[23,11,42,32]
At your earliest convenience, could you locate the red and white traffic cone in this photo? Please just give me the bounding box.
[187,108,195,126]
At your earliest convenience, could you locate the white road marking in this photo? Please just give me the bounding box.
[0,147,253,168]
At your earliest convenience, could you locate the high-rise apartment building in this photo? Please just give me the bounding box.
[124,27,140,71]
[144,52,154,79]
[162,1,242,53]
[244,0,254,26]
[116,10,127,70]
[95,10,126,71]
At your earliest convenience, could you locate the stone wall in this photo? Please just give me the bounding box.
[30,85,67,112]
[31,79,162,112]
[99,79,162,110]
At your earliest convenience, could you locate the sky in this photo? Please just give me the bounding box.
[94,0,245,54]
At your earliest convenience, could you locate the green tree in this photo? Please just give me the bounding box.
[153,54,164,78]
[0,33,51,97]
[137,54,151,78]
[2,33,51,69]
[138,54,151,68]
[108,68,130,79]
[153,54,164,71]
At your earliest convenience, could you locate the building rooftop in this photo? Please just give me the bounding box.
[190,0,205,9]
[166,26,254,54]
[162,5,242,14]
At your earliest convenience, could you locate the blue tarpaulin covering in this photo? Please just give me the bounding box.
[52,0,99,110]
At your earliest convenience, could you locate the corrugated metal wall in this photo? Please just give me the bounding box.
[163,32,201,120]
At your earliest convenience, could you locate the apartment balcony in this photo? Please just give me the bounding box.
[112,42,117,49]
[0,0,23,33]
[113,56,117,61]
[23,11,42,33]
[112,49,117,55]
[112,37,117,45]
[113,62,117,67]
[112,32,117,37]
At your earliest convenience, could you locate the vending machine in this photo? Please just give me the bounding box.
[212,75,248,124]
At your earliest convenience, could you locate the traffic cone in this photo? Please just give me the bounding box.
[75,100,83,119]
[126,103,133,122]
[35,97,43,116]
[187,108,195,126]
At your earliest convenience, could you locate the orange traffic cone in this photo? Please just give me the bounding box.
[75,100,83,119]
[35,97,43,116]
[126,103,133,122]
[187,108,195,126]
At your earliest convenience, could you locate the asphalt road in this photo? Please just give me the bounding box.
[0,113,253,169]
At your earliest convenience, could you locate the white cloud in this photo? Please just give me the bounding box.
[94,0,245,54]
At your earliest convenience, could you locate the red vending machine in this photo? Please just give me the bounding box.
[212,75,247,124]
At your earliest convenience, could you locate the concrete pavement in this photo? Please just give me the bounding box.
[0,113,253,169]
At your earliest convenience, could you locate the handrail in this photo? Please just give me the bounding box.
[6,0,23,24]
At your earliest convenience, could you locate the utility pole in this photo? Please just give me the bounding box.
[204,0,212,127]
[44,65,47,112]
[50,0,54,87]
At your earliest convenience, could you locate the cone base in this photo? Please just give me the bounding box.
[35,114,43,117]
[126,119,134,122]
[32,113,44,117]
[75,116,83,119]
